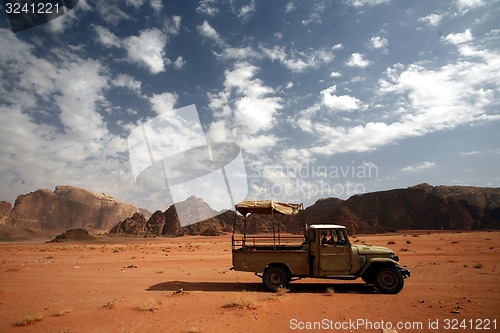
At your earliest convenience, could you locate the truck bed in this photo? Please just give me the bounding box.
[232,235,310,276]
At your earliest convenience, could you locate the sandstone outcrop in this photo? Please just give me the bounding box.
[1,185,139,240]
[110,184,499,238]
[47,229,97,243]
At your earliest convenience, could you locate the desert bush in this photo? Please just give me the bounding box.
[223,293,261,310]
[15,313,44,326]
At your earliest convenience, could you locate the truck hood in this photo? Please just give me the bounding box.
[354,244,394,256]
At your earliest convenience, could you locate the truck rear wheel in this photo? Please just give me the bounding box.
[375,267,404,294]
[263,266,290,292]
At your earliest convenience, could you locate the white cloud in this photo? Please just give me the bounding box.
[93,25,121,48]
[165,16,182,35]
[149,92,178,115]
[150,0,163,13]
[113,74,142,93]
[198,21,225,45]
[46,0,90,33]
[329,71,342,78]
[346,0,390,7]
[239,0,256,18]
[300,35,500,155]
[260,45,336,72]
[173,56,185,69]
[369,36,388,49]
[0,29,135,204]
[402,161,436,172]
[207,62,283,153]
[124,28,167,74]
[197,0,219,15]
[321,86,362,111]
[419,13,443,26]
[444,29,474,44]
[126,0,145,8]
[285,2,295,13]
[346,53,372,67]
[456,0,485,13]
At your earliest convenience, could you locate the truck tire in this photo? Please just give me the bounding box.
[375,267,404,294]
[263,266,290,292]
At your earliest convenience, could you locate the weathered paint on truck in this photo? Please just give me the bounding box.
[231,224,410,293]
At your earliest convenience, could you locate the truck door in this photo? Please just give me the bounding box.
[318,229,351,274]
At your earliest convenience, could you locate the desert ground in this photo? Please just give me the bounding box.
[0,231,498,333]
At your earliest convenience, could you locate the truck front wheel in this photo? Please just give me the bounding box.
[263,266,290,291]
[375,267,404,294]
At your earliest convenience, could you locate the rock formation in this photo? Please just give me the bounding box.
[1,185,139,240]
[1,183,499,240]
[110,183,500,238]
[47,229,97,243]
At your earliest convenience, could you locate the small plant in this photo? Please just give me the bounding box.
[137,299,161,312]
[387,241,396,245]
[399,248,410,252]
[275,286,289,295]
[54,307,72,316]
[406,240,412,244]
[15,313,44,326]
[223,293,261,310]
[474,263,483,269]
[103,300,116,309]
[326,287,335,296]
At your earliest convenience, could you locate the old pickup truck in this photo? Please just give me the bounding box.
[231,200,410,294]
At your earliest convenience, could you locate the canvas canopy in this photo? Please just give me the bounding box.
[235,200,302,216]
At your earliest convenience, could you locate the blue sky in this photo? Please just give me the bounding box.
[0,0,499,212]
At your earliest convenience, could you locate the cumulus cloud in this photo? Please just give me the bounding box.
[346,53,372,67]
[93,25,121,48]
[299,35,500,155]
[0,29,132,202]
[419,13,443,26]
[456,0,485,13]
[197,0,219,15]
[198,20,225,45]
[345,0,390,7]
[369,36,388,49]
[260,45,336,72]
[149,92,178,115]
[444,29,474,44]
[207,62,283,153]
[402,161,436,172]
[124,28,167,74]
[321,86,362,111]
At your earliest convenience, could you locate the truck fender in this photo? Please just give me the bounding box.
[358,257,400,277]
[263,262,292,277]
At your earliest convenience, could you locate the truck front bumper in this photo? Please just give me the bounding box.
[397,266,411,278]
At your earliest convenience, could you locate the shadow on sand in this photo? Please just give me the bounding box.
[147,280,377,294]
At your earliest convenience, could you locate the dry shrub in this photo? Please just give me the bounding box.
[223,293,261,310]
[15,313,44,326]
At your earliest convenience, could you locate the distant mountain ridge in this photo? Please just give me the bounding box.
[110,183,500,238]
[1,183,499,241]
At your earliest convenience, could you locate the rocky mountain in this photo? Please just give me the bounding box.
[110,183,500,238]
[1,183,498,241]
[0,185,139,240]
[305,183,500,233]
[110,196,236,237]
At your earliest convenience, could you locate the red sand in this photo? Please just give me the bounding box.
[0,231,498,332]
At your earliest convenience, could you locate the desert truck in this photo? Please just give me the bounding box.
[231,200,410,294]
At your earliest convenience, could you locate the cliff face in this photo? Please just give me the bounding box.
[1,185,139,239]
[109,184,500,238]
